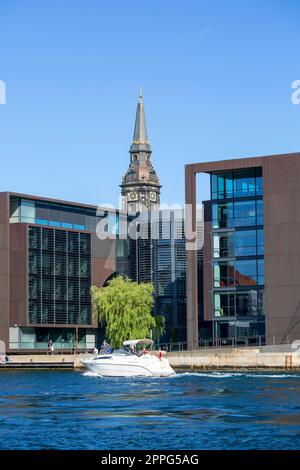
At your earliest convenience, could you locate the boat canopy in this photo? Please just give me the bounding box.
[123,339,154,347]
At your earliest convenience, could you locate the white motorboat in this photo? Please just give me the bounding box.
[81,339,175,377]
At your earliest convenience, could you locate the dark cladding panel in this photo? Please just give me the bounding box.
[9,223,27,327]
[0,193,10,346]
[203,201,213,322]
[263,154,300,343]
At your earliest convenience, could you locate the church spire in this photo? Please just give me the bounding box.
[130,90,151,153]
[121,91,161,214]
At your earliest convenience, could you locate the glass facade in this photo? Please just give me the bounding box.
[129,211,209,343]
[10,197,119,234]
[210,167,265,341]
[28,226,92,325]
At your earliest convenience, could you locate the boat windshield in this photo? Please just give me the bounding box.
[113,349,133,356]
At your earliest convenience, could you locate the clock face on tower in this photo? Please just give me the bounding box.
[128,192,138,201]
[149,191,157,202]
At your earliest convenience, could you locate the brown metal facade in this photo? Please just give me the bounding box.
[0,192,120,352]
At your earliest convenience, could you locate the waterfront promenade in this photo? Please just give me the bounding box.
[1,346,300,370]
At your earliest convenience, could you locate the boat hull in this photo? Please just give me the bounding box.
[82,356,175,377]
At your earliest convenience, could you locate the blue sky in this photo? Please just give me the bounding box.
[1,0,300,206]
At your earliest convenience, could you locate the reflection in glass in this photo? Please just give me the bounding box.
[235,230,257,256]
[213,232,234,258]
[213,261,235,287]
[235,259,257,286]
[214,292,235,317]
[234,200,256,227]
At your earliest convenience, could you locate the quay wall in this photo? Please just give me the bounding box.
[1,354,85,369]
[2,350,300,370]
[167,349,300,369]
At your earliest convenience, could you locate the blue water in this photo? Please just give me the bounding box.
[0,369,300,450]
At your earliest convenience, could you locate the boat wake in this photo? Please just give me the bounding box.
[169,371,300,379]
[82,371,102,378]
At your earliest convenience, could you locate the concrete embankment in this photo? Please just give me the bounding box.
[0,354,85,369]
[1,349,300,370]
[167,348,300,369]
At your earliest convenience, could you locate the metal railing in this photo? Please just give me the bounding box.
[9,341,96,353]
[157,335,266,352]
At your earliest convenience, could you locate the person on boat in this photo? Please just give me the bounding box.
[100,340,113,354]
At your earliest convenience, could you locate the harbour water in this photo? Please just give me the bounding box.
[0,370,300,450]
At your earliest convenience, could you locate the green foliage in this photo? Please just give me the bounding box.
[152,315,165,344]
[91,276,156,348]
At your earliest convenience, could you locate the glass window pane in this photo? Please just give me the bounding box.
[256,176,263,195]
[214,292,235,317]
[236,290,257,316]
[234,200,256,227]
[235,259,257,286]
[256,199,263,225]
[62,222,73,229]
[257,229,264,255]
[21,200,36,223]
[212,202,234,228]
[235,230,256,256]
[211,172,233,199]
[213,261,234,287]
[36,218,48,226]
[257,259,264,285]
[257,290,265,316]
[213,232,234,258]
[234,169,256,198]
[49,220,61,227]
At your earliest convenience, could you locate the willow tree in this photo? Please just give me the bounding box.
[91,276,156,348]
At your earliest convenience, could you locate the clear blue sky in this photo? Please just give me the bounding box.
[1,0,300,207]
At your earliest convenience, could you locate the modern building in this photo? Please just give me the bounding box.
[185,152,300,349]
[120,93,161,214]
[0,192,124,352]
[129,210,211,343]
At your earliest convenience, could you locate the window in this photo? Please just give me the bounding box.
[36,219,49,226]
[257,290,265,316]
[80,259,89,278]
[55,254,66,276]
[257,229,264,255]
[213,232,234,258]
[211,173,233,200]
[236,290,258,316]
[257,199,263,225]
[212,202,234,228]
[234,200,256,227]
[20,200,35,223]
[213,261,235,287]
[42,253,53,275]
[235,259,257,286]
[29,252,38,274]
[235,230,257,256]
[256,175,263,196]
[49,220,60,227]
[214,292,235,317]
[29,229,39,249]
[233,169,256,198]
[42,279,52,301]
[211,168,262,200]
[257,259,264,285]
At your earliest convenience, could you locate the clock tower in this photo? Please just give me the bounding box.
[121,92,161,214]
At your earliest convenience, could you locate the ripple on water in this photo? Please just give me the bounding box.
[0,370,300,450]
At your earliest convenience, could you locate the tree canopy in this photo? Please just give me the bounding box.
[91,276,156,348]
